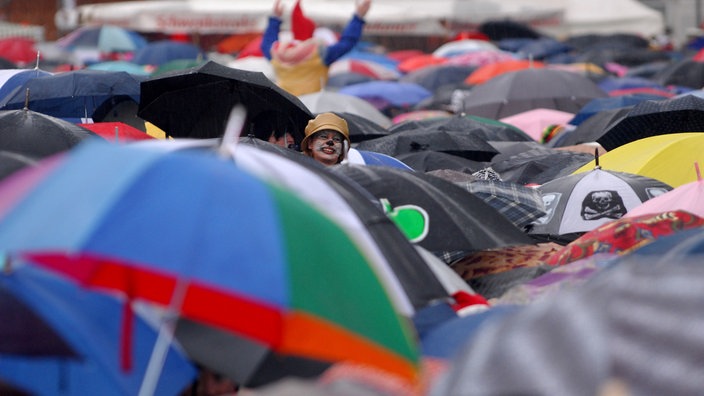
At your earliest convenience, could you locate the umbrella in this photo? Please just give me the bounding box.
[355,126,499,162]
[87,60,151,76]
[625,169,704,218]
[397,151,484,174]
[338,81,432,112]
[445,50,515,67]
[448,178,547,230]
[57,25,147,53]
[331,112,390,143]
[326,72,375,89]
[653,58,704,89]
[0,140,420,387]
[529,167,672,242]
[596,95,704,151]
[479,20,543,40]
[0,150,37,182]
[0,263,196,396]
[138,60,313,140]
[77,121,154,142]
[0,69,142,121]
[499,108,576,142]
[544,210,704,266]
[298,90,391,128]
[489,145,593,185]
[432,229,704,396]
[396,54,448,74]
[460,68,608,119]
[0,37,38,65]
[132,40,204,66]
[573,133,704,188]
[390,114,531,141]
[332,164,533,261]
[551,106,633,147]
[152,58,209,77]
[567,93,666,126]
[391,110,452,124]
[399,64,476,93]
[328,59,400,81]
[0,68,52,102]
[0,108,97,159]
[432,39,498,58]
[346,148,411,170]
[465,59,545,86]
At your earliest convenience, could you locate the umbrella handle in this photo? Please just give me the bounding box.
[218,104,247,158]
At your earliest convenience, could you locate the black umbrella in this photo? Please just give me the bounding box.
[653,58,704,89]
[356,128,499,162]
[396,151,485,173]
[489,146,594,185]
[0,150,37,181]
[0,109,98,159]
[459,68,608,119]
[551,106,633,147]
[332,112,390,143]
[478,20,543,41]
[389,114,532,142]
[333,164,533,262]
[597,94,704,151]
[138,60,313,140]
[400,64,476,93]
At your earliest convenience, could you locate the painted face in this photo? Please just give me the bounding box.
[307,131,344,166]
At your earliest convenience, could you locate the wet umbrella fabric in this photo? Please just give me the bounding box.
[0,141,420,386]
[529,168,672,241]
[132,40,204,66]
[489,145,593,185]
[338,81,432,111]
[0,263,196,396]
[544,210,704,266]
[396,151,484,174]
[432,228,704,396]
[626,176,704,218]
[573,133,704,188]
[332,112,390,143]
[333,164,533,259]
[596,95,704,151]
[298,90,391,128]
[0,70,143,121]
[389,114,532,142]
[551,106,633,147]
[0,151,37,182]
[653,58,704,89]
[399,64,476,93]
[0,69,52,101]
[138,61,312,140]
[0,109,97,159]
[459,68,608,119]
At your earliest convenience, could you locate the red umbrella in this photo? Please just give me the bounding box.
[397,54,447,74]
[465,59,545,85]
[77,122,153,142]
[0,37,38,65]
[544,210,704,266]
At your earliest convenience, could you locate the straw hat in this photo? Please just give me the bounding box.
[301,113,350,161]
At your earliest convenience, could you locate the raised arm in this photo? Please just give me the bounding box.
[323,0,372,65]
[260,0,285,59]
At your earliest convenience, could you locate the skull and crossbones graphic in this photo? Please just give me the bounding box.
[581,190,627,220]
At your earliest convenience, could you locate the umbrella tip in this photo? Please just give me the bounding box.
[696,161,702,182]
[23,88,30,111]
[594,148,601,170]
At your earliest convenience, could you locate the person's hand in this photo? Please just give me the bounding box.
[355,0,371,18]
[272,0,284,18]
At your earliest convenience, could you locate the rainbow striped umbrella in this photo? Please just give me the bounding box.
[0,141,419,387]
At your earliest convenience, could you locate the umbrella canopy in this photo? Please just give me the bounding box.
[489,145,593,185]
[0,37,38,66]
[132,40,204,66]
[57,25,147,53]
[400,64,475,93]
[346,148,411,170]
[77,121,154,143]
[396,54,448,74]
[329,112,390,143]
[0,150,37,182]
[596,95,704,151]
[338,81,432,111]
[138,60,313,140]
[465,59,545,86]
[573,133,704,188]
[544,210,704,266]
[87,60,151,76]
[499,108,576,142]
[460,68,608,119]
[328,59,400,81]
[0,263,196,396]
[0,109,97,159]
[626,173,704,218]
[0,141,420,386]
[333,164,533,261]
[432,228,704,396]
[432,39,498,58]
[530,168,672,242]
[551,106,633,147]
[567,93,665,126]
[397,151,484,174]
[0,69,142,121]
[0,68,52,103]
[298,90,391,128]
[653,58,704,89]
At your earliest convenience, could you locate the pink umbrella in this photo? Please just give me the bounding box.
[499,108,575,141]
[625,162,704,218]
[446,50,515,67]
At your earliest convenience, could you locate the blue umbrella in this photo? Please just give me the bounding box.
[0,263,196,396]
[568,93,667,126]
[339,81,432,111]
[346,148,412,170]
[0,69,52,102]
[0,69,142,121]
[132,40,204,66]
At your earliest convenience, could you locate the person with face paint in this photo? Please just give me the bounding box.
[301,113,351,166]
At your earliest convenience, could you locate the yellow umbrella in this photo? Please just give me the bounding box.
[573,132,704,188]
